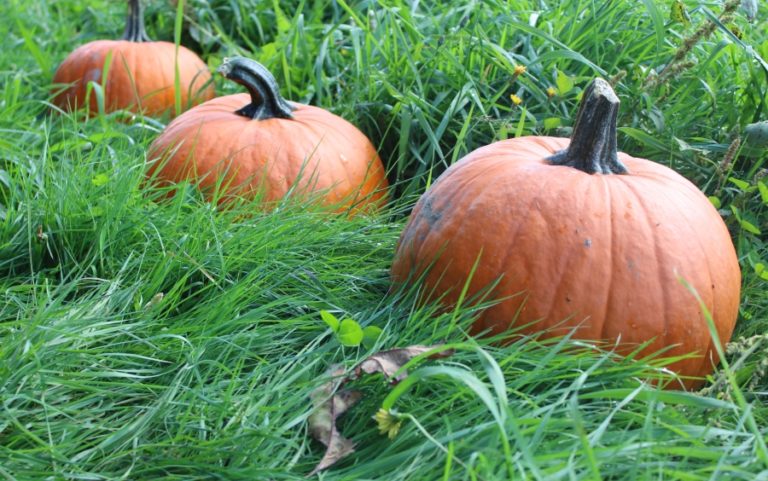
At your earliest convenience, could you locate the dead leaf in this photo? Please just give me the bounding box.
[307,365,361,476]
[355,344,455,383]
[307,388,362,476]
[307,344,453,476]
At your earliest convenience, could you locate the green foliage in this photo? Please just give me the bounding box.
[0,0,767,479]
[320,309,381,347]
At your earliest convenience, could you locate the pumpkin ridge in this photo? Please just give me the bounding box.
[294,122,344,197]
[615,175,671,357]
[411,190,473,286]
[102,47,118,109]
[537,173,599,335]
[440,156,509,212]
[161,106,216,132]
[594,175,616,342]
[625,162,700,195]
[303,109,368,144]
[490,159,562,334]
[221,141,248,190]
[227,125,273,194]
[287,137,322,196]
[115,46,131,110]
[409,160,500,297]
[282,123,334,200]
[355,152,388,207]
[334,132,358,202]
[176,124,207,186]
[637,176,725,379]
[153,46,170,111]
[293,108,380,200]
[279,123,323,197]
[126,46,141,111]
[73,48,93,110]
[187,128,224,191]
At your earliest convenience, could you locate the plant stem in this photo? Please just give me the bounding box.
[547,78,628,175]
[217,56,295,120]
[122,0,151,42]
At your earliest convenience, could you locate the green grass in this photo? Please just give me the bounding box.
[1,0,767,479]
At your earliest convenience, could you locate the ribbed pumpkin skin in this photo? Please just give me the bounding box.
[391,136,741,383]
[52,40,214,116]
[147,93,388,209]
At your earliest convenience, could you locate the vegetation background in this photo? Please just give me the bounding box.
[1,0,767,479]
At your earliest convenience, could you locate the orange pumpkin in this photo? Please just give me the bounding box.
[391,79,741,386]
[146,56,389,211]
[52,0,214,116]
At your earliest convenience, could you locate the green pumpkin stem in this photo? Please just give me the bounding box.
[547,78,628,174]
[122,0,151,42]
[217,57,295,120]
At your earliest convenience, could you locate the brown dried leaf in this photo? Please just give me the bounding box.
[307,344,454,475]
[307,366,361,477]
[355,344,455,383]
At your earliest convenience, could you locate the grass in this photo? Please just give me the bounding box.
[1,0,767,479]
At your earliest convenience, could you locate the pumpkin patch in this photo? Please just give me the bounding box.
[391,79,742,385]
[7,0,768,475]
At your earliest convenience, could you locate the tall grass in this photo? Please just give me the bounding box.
[1,0,767,479]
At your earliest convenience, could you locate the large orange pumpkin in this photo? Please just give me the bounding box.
[391,79,741,386]
[51,0,214,116]
[146,56,389,211]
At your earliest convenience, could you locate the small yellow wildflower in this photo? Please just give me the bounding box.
[511,65,526,82]
[546,87,557,99]
[374,408,403,440]
[510,94,522,106]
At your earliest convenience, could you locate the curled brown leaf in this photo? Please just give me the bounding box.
[355,344,455,383]
[306,344,453,476]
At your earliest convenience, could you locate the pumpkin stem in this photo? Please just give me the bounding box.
[217,57,295,120]
[122,0,152,42]
[547,78,628,174]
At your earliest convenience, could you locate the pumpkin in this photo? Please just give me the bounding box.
[146,56,389,210]
[391,79,741,386]
[52,0,214,116]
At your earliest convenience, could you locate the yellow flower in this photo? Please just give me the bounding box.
[511,65,527,82]
[510,94,522,106]
[374,408,403,440]
[546,87,557,98]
